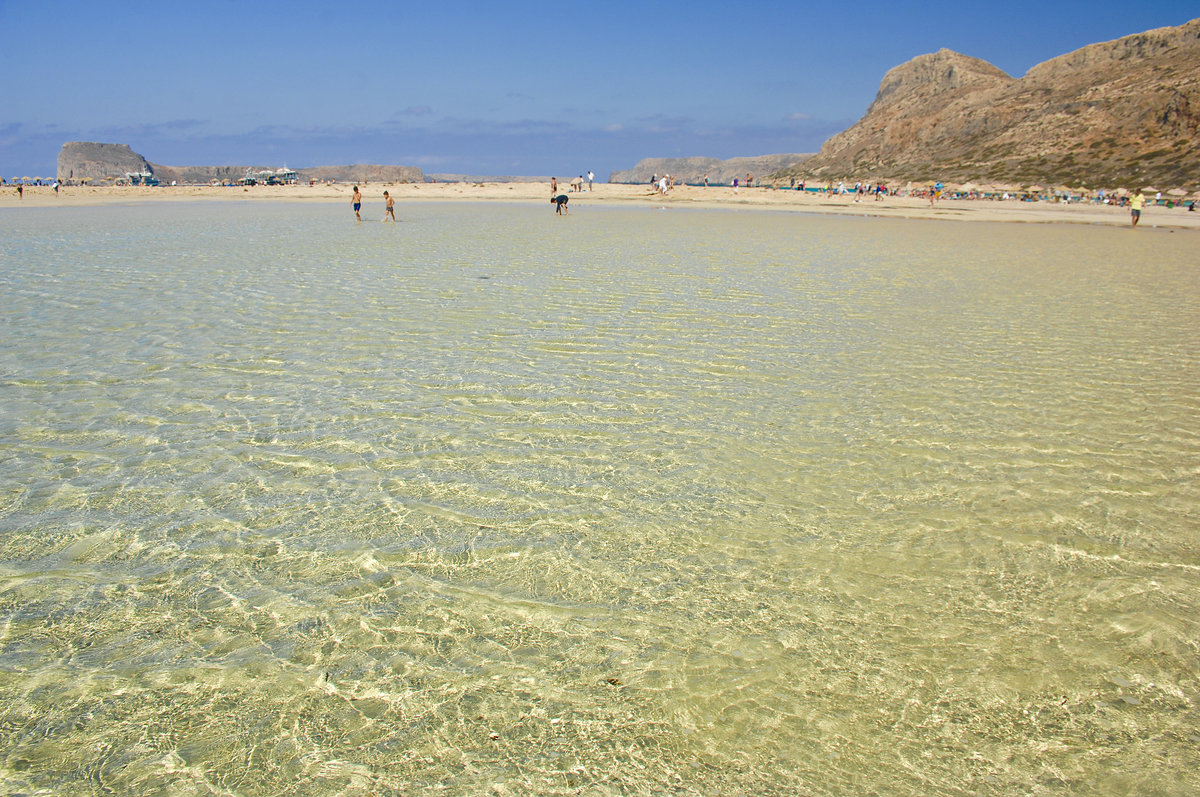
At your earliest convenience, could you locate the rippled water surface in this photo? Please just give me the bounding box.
[1,201,1198,795]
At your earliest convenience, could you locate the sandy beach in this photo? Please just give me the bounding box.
[4,180,1199,230]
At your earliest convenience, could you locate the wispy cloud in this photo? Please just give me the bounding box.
[2,110,849,177]
[90,119,210,139]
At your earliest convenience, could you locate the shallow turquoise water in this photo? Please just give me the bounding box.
[0,201,1198,795]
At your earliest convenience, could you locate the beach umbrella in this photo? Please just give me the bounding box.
[1142,186,1159,193]
[1167,188,1187,197]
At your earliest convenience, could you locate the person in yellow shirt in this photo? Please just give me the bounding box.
[1130,190,1145,228]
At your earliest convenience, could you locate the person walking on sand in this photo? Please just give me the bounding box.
[383,191,396,221]
[352,186,362,220]
[587,171,594,191]
[552,194,569,215]
[1130,189,1146,228]
[551,177,557,195]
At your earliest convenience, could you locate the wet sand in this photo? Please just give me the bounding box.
[4,181,1199,230]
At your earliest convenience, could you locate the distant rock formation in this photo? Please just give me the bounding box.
[57,143,424,185]
[58,142,153,182]
[609,154,813,185]
[426,174,556,184]
[298,164,424,184]
[148,164,274,185]
[785,17,1200,188]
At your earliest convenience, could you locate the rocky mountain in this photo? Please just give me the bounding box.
[784,17,1200,188]
[58,142,153,182]
[609,154,813,185]
[57,143,424,185]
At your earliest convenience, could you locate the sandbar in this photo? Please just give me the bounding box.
[3,181,1198,231]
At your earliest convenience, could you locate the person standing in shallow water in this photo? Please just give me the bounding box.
[352,186,362,221]
[383,191,395,221]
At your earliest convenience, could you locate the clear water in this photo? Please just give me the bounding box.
[0,201,1197,795]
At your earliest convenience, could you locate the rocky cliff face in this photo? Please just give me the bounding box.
[790,18,1200,188]
[609,154,813,185]
[58,142,153,182]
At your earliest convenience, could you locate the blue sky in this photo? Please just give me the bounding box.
[2,1,1196,179]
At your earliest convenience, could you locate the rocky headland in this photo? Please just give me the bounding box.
[57,143,155,183]
[782,17,1200,188]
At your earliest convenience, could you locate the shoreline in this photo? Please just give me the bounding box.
[4,181,1199,230]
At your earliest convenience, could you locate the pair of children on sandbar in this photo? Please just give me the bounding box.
[351,186,396,221]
